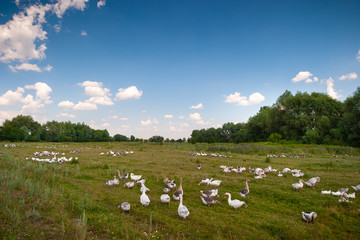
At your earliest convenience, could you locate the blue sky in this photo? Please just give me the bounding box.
[0,0,359,139]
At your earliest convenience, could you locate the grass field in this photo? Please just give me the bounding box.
[0,142,360,239]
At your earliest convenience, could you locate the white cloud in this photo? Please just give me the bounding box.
[188,112,210,125]
[153,118,159,124]
[73,101,97,110]
[224,92,265,106]
[141,119,151,126]
[357,50,360,62]
[0,0,88,65]
[120,117,128,121]
[43,65,53,71]
[0,111,20,124]
[116,86,142,100]
[87,96,114,105]
[0,87,25,105]
[58,100,75,108]
[0,4,51,63]
[326,77,341,99]
[80,30,87,36]
[339,72,357,81]
[53,0,89,18]
[21,94,45,114]
[57,112,76,119]
[179,116,185,119]
[291,71,318,83]
[108,115,118,119]
[78,81,108,97]
[121,124,130,129]
[190,103,203,109]
[97,0,106,8]
[8,63,41,72]
[0,1,87,63]
[164,114,173,119]
[25,82,52,104]
[189,112,201,121]
[78,81,114,106]
[102,122,110,127]
[53,24,61,33]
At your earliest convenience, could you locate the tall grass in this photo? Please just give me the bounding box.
[0,142,359,239]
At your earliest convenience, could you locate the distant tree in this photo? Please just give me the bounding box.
[114,134,128,142]
[148,135,164,143]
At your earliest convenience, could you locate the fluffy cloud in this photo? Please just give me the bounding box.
[120,117,128,121]
[339,72,357,81]
[224,92,265,106]
[141,119,151,126]
[140,118,158,127]
[80,30,87,36]
[57,112,76,119]
[326,77,341,99]
[73,101,97,110]
[357,50,360,62]
[97,0,106,8]
[21,94,45,114]
[0,82,52,114]
[25,82,52,104]
[102,122,110,127]
[179,116,185,119]
[190,103,203,109]
[0,87,25,105]
[188,112,210,125]
[108,115,118,119]
[0,4,50,63]
[53,0,89,18]
[291,71,318,83]
[164,114,173,119]
[43,65,53,71]
[116,86,143,100]
[58,100,75,108]
[9,63,41,72]
[0,0,88,65]
[78,81,114,105]
[189,112,201,121]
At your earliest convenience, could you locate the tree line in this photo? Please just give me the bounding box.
[1,87,359,146]
[189,87,360,147]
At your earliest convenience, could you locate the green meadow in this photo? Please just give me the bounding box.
[0,142,359,239]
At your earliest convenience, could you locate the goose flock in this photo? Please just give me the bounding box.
[107,156,359,224]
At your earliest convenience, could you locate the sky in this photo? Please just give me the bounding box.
[0,0,359,139]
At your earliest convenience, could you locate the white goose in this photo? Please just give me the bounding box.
[140,188,150,206]
[124,181,135,189]
[198,178,211,186]
[160,194,171,205]
[118,202,131,213]
[130,173,142,181]
[302,211,317,223]
[208,178,222,188]
[305,177,320,189]
[178,194,190,219]
[112,176,120,185]
[105,177,115,186]
[224,192,247,210]
[140,183,150,193]
[163,186,171,193]
[292,179,304,192]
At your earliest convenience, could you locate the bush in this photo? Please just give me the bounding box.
[267,133,282,143]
